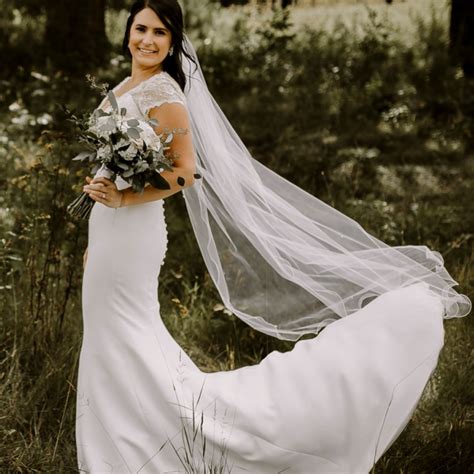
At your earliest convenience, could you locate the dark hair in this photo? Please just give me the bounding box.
[122,0,195,91]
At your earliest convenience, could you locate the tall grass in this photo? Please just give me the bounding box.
[0,3,473,472]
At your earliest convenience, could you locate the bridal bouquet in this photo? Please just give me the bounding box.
[66,90,174,219]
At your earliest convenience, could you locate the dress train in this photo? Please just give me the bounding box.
[77,188,444,473]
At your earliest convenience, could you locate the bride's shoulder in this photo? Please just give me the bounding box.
[135,71,187,117]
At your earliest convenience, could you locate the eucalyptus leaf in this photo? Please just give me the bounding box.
[136,162,150,172]
[73,151,94,162]
[107,91,119,112]
[149,173,171,190]
[127,127,141,140]
[159,162,173,172]
[96,109,109,117]
[127,118,140,127]
[121,108,127,116]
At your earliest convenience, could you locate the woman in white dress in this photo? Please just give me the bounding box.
[77,1,471,472]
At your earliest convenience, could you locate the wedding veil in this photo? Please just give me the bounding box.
[180,36,471,341]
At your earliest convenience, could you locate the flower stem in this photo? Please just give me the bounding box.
[67,192,94,220]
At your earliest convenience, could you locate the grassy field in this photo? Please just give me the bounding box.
[290,0,448,36]
[1,1,473,471]
[201,0,450,43]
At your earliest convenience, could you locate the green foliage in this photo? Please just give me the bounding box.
[0,3,473,472]
[0,134,85,471]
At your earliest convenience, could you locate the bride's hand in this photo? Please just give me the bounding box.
[83,176,123,208]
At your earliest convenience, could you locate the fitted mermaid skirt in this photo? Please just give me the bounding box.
[76,187,444,473]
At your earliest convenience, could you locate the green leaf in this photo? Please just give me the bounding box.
[149,172,171,190]
[127,118,140,127]
[123,169,135,178]
[95,109,109,118]
[127,127,141,140]
[107,91,119,112]
[131,174,146,193]
[72,151,94,162]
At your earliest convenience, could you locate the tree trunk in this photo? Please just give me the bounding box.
[44,0,108,74]
[450,0,474,77]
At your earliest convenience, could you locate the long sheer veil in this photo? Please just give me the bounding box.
[180,36,471,341]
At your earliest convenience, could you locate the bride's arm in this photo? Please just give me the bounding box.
[84,103,196,207]
[121,103,196,207]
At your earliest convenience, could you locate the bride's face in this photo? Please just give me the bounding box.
[128,7,172,70]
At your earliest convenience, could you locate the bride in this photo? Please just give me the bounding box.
[77,0,471,472]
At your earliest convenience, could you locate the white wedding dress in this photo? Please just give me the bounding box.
[76,72,446,473]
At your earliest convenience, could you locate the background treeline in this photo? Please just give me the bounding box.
[1,0,473,76]
[0,0,473,472]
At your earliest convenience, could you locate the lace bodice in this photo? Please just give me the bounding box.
[96,71,187,118]
[94,71,186,190]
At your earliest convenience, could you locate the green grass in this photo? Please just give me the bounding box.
[290,0,449,36]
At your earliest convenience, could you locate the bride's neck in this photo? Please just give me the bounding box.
[129,65,163,84]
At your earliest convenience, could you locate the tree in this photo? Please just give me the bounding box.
[450,0,474,77]
[44,0,109,74]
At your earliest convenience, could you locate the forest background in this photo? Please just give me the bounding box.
[0,0,473,471]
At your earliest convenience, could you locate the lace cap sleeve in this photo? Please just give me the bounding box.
[135,72,187,117]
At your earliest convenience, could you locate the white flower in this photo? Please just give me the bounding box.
[118,142,140,161]
[115,137,129,149]
[96,146,110,161]
[37,113,53,125]
[12,115,30,126]
[118,120,163,152]
[8,101,22,112]
[89,115,117,138]
[140,122,163,150]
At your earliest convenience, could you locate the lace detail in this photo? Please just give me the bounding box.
[95,72,186,116]
[132,72,186,117]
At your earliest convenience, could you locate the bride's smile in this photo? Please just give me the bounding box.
[128,7,172,77]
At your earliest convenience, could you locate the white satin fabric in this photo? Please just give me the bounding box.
[77,187,444,473]
[76,79,445,473]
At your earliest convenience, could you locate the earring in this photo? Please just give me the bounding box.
[169,46,174,57]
